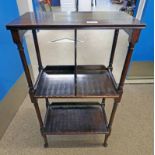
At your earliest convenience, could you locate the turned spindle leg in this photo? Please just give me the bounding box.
[103,100,119,147]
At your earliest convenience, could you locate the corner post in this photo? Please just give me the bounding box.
[11,30,48,147]
[108,29,119,71]
[104,29,141,147]
[74,29,77,96]
[32,29,43,71]
[118,29,141,95]
[103,98,119,147]
[29,91,48,147]
[11,30,33,88]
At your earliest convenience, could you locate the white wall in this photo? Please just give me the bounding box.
[78,0,91,11]
[16,0,33,15]
[60,0,76,11]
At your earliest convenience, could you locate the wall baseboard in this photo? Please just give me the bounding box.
[127,62,154,80]
[0,66,33,139]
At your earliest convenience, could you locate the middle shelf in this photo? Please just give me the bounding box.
[34,65,119,98]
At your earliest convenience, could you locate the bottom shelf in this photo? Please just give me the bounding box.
[43,103,108,134]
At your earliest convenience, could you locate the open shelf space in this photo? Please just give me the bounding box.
[43,102,108,134]
[34,65,119,98]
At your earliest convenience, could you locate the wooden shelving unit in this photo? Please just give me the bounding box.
[6,11,145,148]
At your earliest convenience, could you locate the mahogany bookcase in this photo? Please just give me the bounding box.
[6,12,145,147]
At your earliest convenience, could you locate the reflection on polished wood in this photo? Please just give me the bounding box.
[6,12,145,30]
[34,65,119,98]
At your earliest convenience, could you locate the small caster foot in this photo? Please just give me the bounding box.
[44,143,48,148]
[103,143,108,147]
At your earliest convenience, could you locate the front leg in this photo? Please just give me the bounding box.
[103,99,119,147]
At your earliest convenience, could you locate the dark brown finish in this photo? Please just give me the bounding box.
[74,29,77,95]
[108,29,119,70]
[45,98,50,109]
[118,42,134,91]
[103,100,119,147]
[6,12,145,30]
[33,65,119,98]
[107,68,118,89]
[118,29,141,92]
[44,103,108,134]
[11,30,33,89]
[35,72,75,97]
[31,98,48,147]
[77,73,118,97]
[32,29,43,71]
[7,12,145,147]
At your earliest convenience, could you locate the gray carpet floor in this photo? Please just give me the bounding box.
[0,84,153,155]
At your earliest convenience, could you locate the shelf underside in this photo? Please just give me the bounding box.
[44,103,108,134]
[34,65,119,98]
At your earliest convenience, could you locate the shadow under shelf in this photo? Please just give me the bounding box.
[34,65,119,98]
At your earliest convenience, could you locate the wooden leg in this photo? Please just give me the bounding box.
[108,29,119,71]
[11,30,48,147]
[45,98,50,109]
[103,100,119,147]
[101,98,105,108]
[33,100,48,148]
[103,134,109,147]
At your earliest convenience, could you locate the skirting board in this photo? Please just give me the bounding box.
[0,65,33,139]
[127,62,154,83]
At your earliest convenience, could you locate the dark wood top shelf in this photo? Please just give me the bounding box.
[43,103,108,134]
[6,12,145,30]
[34,65,119,98]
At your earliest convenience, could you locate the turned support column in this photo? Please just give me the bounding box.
[11,30,48,147]
[104,29,141,147]
[108,29,119,71]
[32,29,43,71]
[103,99,119,147]
[118,29,141,95]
